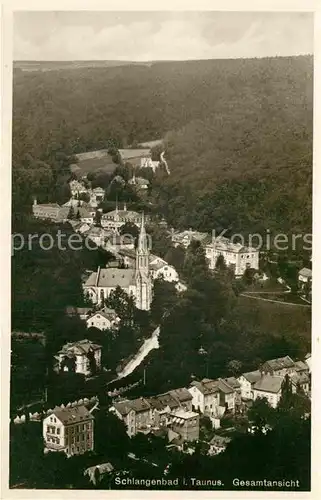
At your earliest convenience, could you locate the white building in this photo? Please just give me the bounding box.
[86,308,120,331]
[205,236,259,277]
[188,378,236,417]
[128,175,150,190]
[55,339,102,376]
[43,405,94,457]
[149,255,179,282]
[140,157,160,172]
[252,375,284,408]
[101,204,144,231]
[237,371,262,400]
[89,187,105,207]
[298,267,312,286]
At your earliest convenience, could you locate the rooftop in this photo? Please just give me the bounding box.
[119,148,151,160]
[299,267,312,278]
[83,268,136,288]
[262,356,295,371]
[171,410,199,420]
[241,370,262,384]
[58,339,101,356]
[49,405,94,425]
[253,375,284,394]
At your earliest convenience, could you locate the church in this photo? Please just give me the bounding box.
[82,214,153,310]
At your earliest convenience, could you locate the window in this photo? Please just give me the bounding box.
[57,428,60,435]
[76,435,80,442]
[52,427,55,434]
[47,425,50,433]
[50,417,53,422]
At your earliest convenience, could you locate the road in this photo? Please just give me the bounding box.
[160,151,170,175]
[116,326,160,379]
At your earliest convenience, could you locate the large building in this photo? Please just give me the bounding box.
[100,203,144,231]
[54,339,102,376]
[32,199,70,223]
[205,236,259,277]
[83,214,153,310]
[43,405,94,457]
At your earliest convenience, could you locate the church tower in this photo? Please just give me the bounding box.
[135,213,152,310]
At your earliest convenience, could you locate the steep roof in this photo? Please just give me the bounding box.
[88,307,118,321]
[223,377,241,390]
[58,339,101,356]
[168,388,193,403]
[294,360,309,372]
[190,379,219,395]
[241,370,262,384]
[112,400,134,416]
[50,405,93,425]
[262,356,294,372]
[83,268,136,288]
[290,372,310,386]
[253,375,284,394]
[152,392,180,410]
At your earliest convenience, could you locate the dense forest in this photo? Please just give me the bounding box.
[12,55,312,239]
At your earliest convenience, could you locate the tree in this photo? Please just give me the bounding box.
[215,254,227,271]
[226,359,243,377]
[94,210,102,227]
[248,397,275,433]
[105,286,135,325]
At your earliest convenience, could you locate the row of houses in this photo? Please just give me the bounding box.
[111,354,311,443]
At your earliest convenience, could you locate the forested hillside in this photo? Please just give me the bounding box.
[12,55,312,236]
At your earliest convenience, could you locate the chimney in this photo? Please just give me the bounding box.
[33,197,37,206]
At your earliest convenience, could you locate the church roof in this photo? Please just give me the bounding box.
[84,268,136,289]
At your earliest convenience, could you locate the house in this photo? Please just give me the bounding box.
[167,388,193,412]
[208,435,231,456]
[168,410,199,442]
[86,308,120,331]
[32,199,70,223]
[171,229,209,249]
[84,463,114,486]
[189,379,220,416]
[293,360,309,375]
[101,204,144,231]
[77,207,94,224]
[83,215,153,311]
[69,180,88,197]
[189,378,236,416]
[252,375,284,408]
[128,175,150,190]
[149,255,179,283]
[111,397,152,437]
[205,236,259,277]
[90,187,105,206]
[140,157,160,172]
[43,405,94,457]
[237,371,262,400]
[305,353,312,372]
[298,267,312,286]
[289,372,310,395]
[260,356,295,377]
[223,377,242,405]
[55,339,102,376]
[104,234,136,253]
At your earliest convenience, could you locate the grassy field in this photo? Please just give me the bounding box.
[74,155,116,176]
[235,295,311,342]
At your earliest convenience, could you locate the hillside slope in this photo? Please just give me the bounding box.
[12,56,312,238]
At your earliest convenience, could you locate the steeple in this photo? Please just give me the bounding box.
[123,202,127,212]
[137,212,148,254]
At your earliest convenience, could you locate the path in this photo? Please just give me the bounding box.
[116,326,160,379]
[160,151,170,175]
[240,293,311,307]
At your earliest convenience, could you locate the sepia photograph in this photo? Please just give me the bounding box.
[5,6,314,494]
